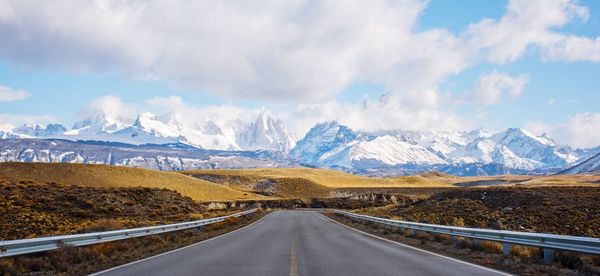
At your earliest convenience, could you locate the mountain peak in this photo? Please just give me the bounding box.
[133,112,159,128]
[290,121,359,163]
[317,120,340,128]
[237,111,296,152]
[70,111,130,134]
[10,123,66,137]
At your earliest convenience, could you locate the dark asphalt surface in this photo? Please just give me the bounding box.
[94,211,509,276]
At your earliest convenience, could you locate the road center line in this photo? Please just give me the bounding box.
[290,239,298,276]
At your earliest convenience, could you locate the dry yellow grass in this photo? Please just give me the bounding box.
[0,162,264,202]
[181,168,452,188]
[518,174,600,186]
[449,174,600,187]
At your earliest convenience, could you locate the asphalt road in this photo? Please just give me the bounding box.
[94,211,509,276]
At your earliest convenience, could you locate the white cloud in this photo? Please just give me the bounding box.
[0,0,599,136]
[0,1,13,21]
[471,71,529,105]
[526,113,600,148]
[281,94,467,136]
[0,0,440,102]
[465,0,599,64]
[543,36,600,62]
[145,96,262,130]
[0,85,30,102]
[90,95,465,139]
[77,95,139,126]
[0,113,54,126]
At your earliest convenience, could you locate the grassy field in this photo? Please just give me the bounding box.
[2,162,597,202]
[448,174,600,187]
[182,168,452,188]
[0,162,263,202]
[181,168,452,199]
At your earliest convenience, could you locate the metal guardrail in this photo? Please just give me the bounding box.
[332,209,600,264]
[0,209,257,258]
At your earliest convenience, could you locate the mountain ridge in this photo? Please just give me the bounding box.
[1,117,599,176]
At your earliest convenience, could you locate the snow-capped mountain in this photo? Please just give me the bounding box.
[0,123,67,138]
[290,121,594,174]
[237,111,296,152]
[67,112,130,135]
[0,110,296,152]
[1,114,598,176]
[0,138,296,171]
[290,122,446,170]
[290,121,366,165]
[560,153,600,174]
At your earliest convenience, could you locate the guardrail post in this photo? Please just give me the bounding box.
[409,229,416,236]
[542,248,555,264]
[502,243,511,255]
[472,239,480,248]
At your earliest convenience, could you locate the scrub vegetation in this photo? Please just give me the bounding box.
[0,162,262,202]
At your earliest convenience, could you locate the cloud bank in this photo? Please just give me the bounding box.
[0,85,30,102]
[0,0,598,147]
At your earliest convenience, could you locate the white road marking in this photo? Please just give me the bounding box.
[319,212,512,276]
[90,211,276,276]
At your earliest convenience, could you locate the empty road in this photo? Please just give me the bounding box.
[94,211,508,276]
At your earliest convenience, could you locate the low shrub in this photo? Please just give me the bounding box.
[557,251,583,270]
[480,241,502,254]
[510,245,539,259]
[452,238,470,250]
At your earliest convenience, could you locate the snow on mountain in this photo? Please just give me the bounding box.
[0,138,297,171]
[393,129,489,160]
[111,112,183,145]
[322,135,447,169]
[490,128,578,166]
[67,112,131,135]
[289,121,364,165]
[290,122,445,169]
[560,153,600,174]
[1,113,597,175]
[0,124,17,139]
[43,110,296,152]
[448,137,542,170]
[290,122,590,173]
[237,111,296,152]
[14,123,67,137]
[0,123,68,138]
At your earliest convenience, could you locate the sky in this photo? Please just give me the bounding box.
[0,0,599,148]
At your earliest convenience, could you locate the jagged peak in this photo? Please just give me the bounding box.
[498,127,553,146]
[308,121,347,133]
[0,123,15,132]
[133,112,160,128]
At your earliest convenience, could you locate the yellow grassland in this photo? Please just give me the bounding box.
[0,162,265,202]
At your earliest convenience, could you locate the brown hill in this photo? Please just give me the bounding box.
[182,168,451,198]
[0,162,263,202]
